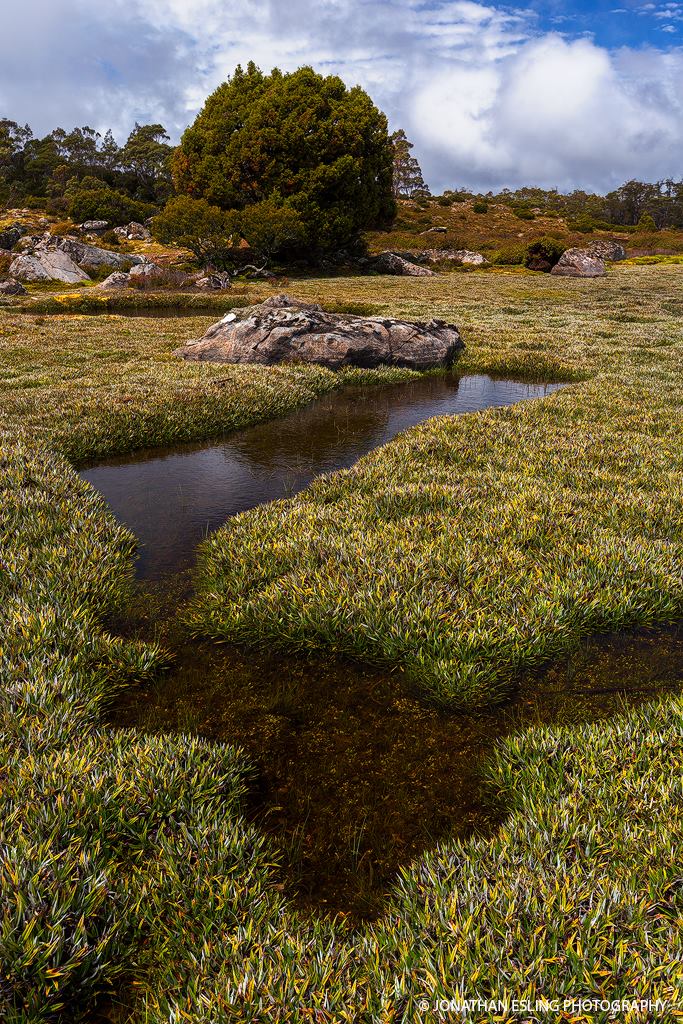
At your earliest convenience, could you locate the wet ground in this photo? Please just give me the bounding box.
[85,371,683,921]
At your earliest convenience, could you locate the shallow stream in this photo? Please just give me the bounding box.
[82,372,683,920]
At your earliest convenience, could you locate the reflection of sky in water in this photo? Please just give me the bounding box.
[80,375,565,579]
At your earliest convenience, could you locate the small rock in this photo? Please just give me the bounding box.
[420,226,448,235]
[374,251,436,277]
[174,293,463,370]
[0,280,27,295]
[119,221,152,240]
[551,248,606,278]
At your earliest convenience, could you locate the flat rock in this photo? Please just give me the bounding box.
[550,248,606,278]
[174,294,463,370]
[582,240,627,261]
[374,251,436,276]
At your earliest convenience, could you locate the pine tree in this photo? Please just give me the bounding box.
[390,129,430,199]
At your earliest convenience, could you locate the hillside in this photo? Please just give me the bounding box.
[366,197,683,262]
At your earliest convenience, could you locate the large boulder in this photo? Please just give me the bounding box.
[550,248,606,278]
[58,237,142,272]
[9,248,90,284]
[174,294,463,370]
[373,251,436,277]
[583,240,627,261]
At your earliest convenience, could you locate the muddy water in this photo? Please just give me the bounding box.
[88,373,683,921]
[81,374,565,579]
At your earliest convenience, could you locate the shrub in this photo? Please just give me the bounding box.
[472,200,488,214]
[99,229,120,246]
[68,186,156,227]
[152,196,237,267]
[489,243,527,265]
[238,198,307,261]
[514,208,535,220]
[524,236,566,272]
[173,63,395,258]
[436,196,452,207]
[637,213,657,232]
[567,213,594,233]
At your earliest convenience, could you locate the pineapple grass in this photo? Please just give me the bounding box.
[1,266,682,1021]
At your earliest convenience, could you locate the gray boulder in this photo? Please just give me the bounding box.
[79,220,109,233]
[98,271,132,289]
[9,248,90,284]
[374,251,436,277]
[420,226,448,235]
[115,221,152,240]
[58,237,141,272]
[174,294,463,370]
[551,248,606,278]
[194,271,232,290]
[129,262,161,278]
[0,280,27,295]
[583,240,627,262]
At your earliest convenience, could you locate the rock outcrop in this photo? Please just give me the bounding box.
[422,248,488,266]
[582,240,627,262]
[174,294,463,370]
[550,248,606,278]
[373,251,436,276]
[9,248,89,283]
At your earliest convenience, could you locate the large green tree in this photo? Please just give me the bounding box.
[172,63,396,256]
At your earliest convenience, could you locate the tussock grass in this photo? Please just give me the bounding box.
[2,266,683,1019]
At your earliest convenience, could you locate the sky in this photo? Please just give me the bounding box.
[1,0,682,194]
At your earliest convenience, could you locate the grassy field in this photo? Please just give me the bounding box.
[1,265,683,1021]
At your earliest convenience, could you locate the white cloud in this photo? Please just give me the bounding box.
[1,0,683,192]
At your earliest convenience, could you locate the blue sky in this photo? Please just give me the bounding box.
[532,0,683,46]
[1,0,682,193]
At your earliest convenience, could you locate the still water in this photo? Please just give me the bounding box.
[81,373,565,578]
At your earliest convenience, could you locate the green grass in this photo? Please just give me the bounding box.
[1,266,683,1020]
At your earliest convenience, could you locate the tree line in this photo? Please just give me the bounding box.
[2,64,683,270]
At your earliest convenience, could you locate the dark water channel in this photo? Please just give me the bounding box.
[86,373,683,921]
[81,374,564,579]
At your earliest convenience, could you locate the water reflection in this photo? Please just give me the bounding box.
[81,374,564,578]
